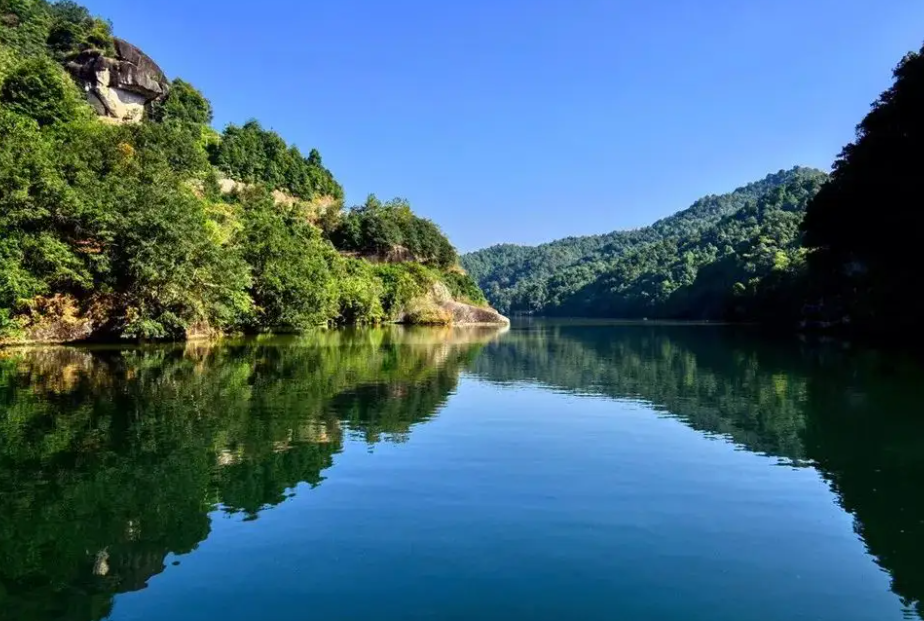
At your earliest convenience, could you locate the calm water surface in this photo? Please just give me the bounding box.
[1,322,923,620]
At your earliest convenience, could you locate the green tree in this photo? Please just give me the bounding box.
[802,44,924,335]
[149,78,213,125]
[111,172,252,339]
[237,188,339,330]
[0,56,87,125]
[331,195,459,269]
[0,0,490,340]
[211,120,343,200]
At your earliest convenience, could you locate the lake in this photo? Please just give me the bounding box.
[1,321,923,621]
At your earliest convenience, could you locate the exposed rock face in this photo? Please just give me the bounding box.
[398,283,510,326]
[340,245,419,264]
[442,299,510,325]
[212,177,340,222]
[66,38,169,123]
[2,295,97,345]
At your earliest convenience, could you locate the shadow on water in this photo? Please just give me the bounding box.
[2,320,924,619]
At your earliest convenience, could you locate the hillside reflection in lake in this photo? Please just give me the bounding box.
[1,322,923,621]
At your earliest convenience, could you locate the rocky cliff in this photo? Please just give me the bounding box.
[66,38,168,123]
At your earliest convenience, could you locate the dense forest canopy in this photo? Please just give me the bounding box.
[0,0,487,341]
[463,167,828,319]
[465,37,924,335]
[332,194,458,269]
[801,44,924,335]
[2,0,920,338]
[210,120,343,201]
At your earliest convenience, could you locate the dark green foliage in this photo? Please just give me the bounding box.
[331,195,458,269]
[211,120,343,200]
[1,0,107,58]
[556,170,828,320]
[801,44,924,335]
[129,114,212,176]
[46,1,113,57]
[149,78,213,125]
[441,270,487,306]
[0,95,255,338]
[236,187,338,330]
[0,106,95,305]
[0,0,493,339]
[0,55,86,125]
[110,171,253,339]
[335,257,386,323]
[463,167,826,317]
[0,0,114,59]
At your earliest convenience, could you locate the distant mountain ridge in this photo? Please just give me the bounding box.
[462,166,828,318]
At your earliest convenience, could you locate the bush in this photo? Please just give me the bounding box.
[0,56,88,125]
[441,270,487,305]
[211,120,343,200]
[335,258,385,324]
[150,78,212,125]
[112,173,252,339]
[46,2,113,58]
[331,195,458,268]
[237,188,339,330]
[373,262,433,317]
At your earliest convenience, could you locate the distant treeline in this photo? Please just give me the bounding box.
[464,43,924,337]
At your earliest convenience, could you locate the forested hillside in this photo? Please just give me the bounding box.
[466,37,924,336]
[0,0,496,342]
[800,43,924,336]
[463,167,827,318]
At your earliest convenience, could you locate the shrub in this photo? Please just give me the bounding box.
[150,78,213,125]
[331,195,458,268]
[0,56,87,125]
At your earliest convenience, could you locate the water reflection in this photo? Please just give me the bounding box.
[470,322,924,618]
[2,322,924,620]
[0,326,503,621]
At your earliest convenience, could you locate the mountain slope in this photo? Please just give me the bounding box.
[0,0,501,342]
[462,167,828,317]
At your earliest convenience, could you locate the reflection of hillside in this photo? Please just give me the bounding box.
[0,326,502,621]
[799,359,924,619]
[469,325,811,460]
[470,323,924,619]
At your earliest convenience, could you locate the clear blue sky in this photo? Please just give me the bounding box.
[83,0,923,252]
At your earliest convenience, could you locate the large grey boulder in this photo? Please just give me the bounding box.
[66,38,169,123]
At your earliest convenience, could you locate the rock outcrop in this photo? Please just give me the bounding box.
[442,299,510,325]
[66,38,169,123]
[0,294,99,345]
[340,245,420,264]
[398,283,510,326]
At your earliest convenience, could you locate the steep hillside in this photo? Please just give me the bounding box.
[462,167,827,317]
[552,169,828,319]
[0,1,504,342]
[800,44,924,336]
